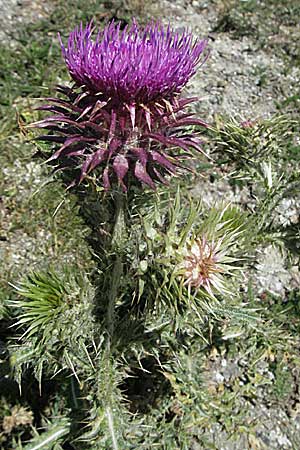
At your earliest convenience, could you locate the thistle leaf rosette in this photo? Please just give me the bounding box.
[31,20,208,190]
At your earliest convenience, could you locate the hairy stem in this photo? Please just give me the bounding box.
[106,405,119,450]
[107,190,127,336]
[106,256,122,337]
[111,190,127,250]
[103,191,128,449]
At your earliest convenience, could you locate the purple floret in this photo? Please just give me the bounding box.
[60,20,208,104]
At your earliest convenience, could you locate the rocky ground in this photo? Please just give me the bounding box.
[157,2,300,448]
[0,0,53,45]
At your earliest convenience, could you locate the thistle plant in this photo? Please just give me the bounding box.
[32,20,208,190]
[6,17,262,450]
[2,1,300,447]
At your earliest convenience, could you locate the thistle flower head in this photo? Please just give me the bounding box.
[183,236,227,296]
[32,20,208,190]
[139,197,246,309]
[170,203,245,298]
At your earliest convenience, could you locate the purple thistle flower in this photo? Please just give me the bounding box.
[32,20,209,190]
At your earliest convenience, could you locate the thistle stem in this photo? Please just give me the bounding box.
[106,406,119,450]
[104,191,127,450]
[106,256,122,337]
[106,190,127,337]
[111,190,127,251]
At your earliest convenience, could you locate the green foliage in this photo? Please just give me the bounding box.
[0,289,9,320]
[10,272,70,339]
[22,418,70,450]
[271,362,294,403]
[9,269,96,386]
[137,191,249,309]
[209,114,300,245]
[211,114,295,171]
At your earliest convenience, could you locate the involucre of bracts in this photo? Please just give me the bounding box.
[30,20,209,190]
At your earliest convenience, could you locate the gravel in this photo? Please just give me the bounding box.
[0,0,53,45]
